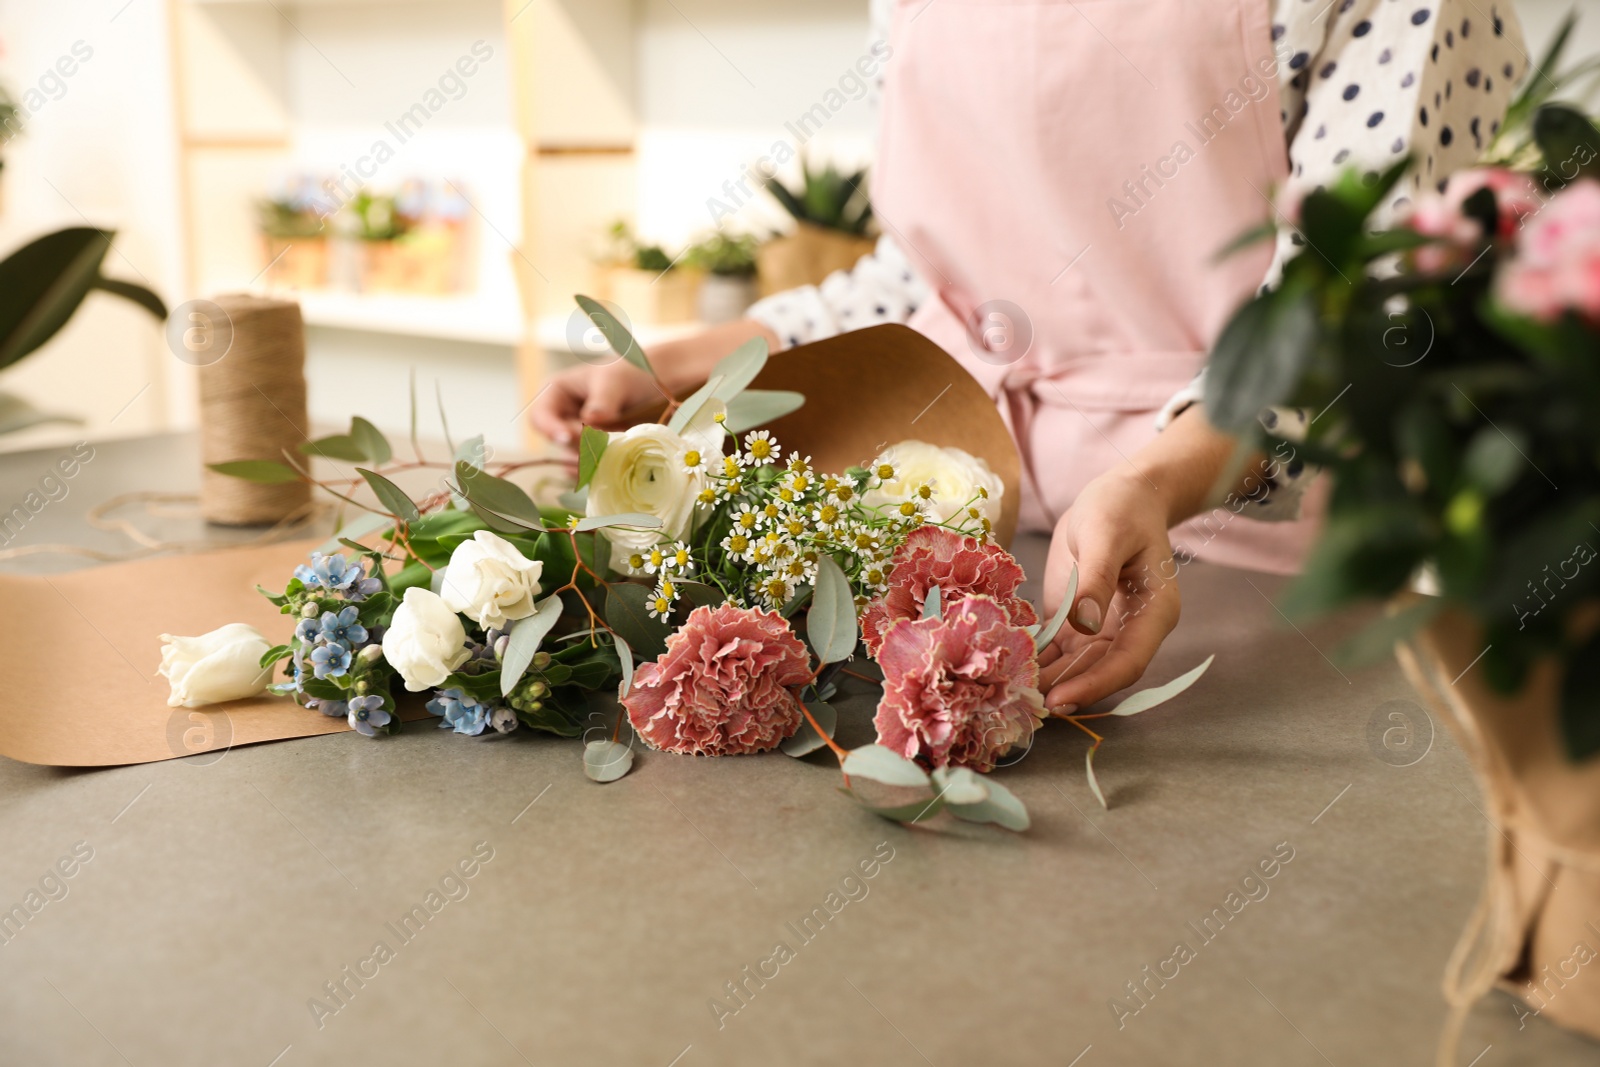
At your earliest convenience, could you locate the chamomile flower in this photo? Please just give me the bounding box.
[811,501,845,530]
[721,530,755,562]
[719,454,746,478]
[859,563,890,593]
[779,513,809,539]
[845,527,883,557]
[732,507,761,532]
[642,545,669,575]
[697,487,718,505]
[785,453,813,475]
[823,474,859,505]
[647,579,678,621]
[743,430,777,467]
[873,461,897,483]
[754,574,795,608]
[623,551,647,575]
[778,556,816,585]
[667,541,695,575]
[715,475,746,502]
[681,448,708,475]
[781,469,813,496]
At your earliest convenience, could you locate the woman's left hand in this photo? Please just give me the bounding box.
[1035,468,1181,713]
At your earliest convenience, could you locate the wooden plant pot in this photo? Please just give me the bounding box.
[595,265,703,325]
[755,223,876,296]
[261,236,327,291]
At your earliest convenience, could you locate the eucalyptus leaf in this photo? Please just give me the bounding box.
[455,462,543,527]
[709,338,769,400]
[500,596,565,696]
[1086,744,1108,809]
[357,468,420,524]
[930,765,988,805]
[575,512,662,533]
[615,633,635,699]
[576,294,652,377]
[808,555,856,663]
[454,433,486,471]
[1335,597,1443,668]
[666,375,725,435]
[558,487,589,512]
[208,459,302,485]
[584,740,634,783]
[722,389,805,434]
[839,787,947,824]
[1108,655,1216,717]
[604,582,670,658]
[298,433,368,463]
[947,776,1030,831]
[1034,565,1079,651]
[922,584,942,620]
[781,701,837,757]
[841,744,930,787]
[1203,288,1320,433]
[577,426,608,489]
[350,416,392,466]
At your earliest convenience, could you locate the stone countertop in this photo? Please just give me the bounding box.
[0,432,1591,1066]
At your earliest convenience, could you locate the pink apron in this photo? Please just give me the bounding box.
[874,0,1323,574]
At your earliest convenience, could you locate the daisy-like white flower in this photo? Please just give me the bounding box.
[647,579,679,621]
[721,530,756,562]
[778,555,815,586]
[696,487,718,505]
[667,541,695,575]
[823,474,859,506]
[681,447,708,475]
[753,574,795,608]
[845,526,884,558]
[715,475,747,502]
[743,430,778,467]
[642,545,669,575]
[859,562,890,594]
[778,512,809,539]
[623,551,647,575]
[731,507,761,533]
[872,461,897,484]
[759,501,784,525]
[718,454,746,478]
[785,453,813,475]
[811,501,845,531]
[782,469,813,496]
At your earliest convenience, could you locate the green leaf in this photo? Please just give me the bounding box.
[455,462,543,528]
[1204,288,1320,433]
[841,744,930,787]
[615,633,634,698]
[1462,427,1525,494]
[781,701,836,757]
[1034,565,1079,652]
[723,389,805,434]
[575,294,653,377]
[575,512,662,533]
[808,554,856,664]
[947,775,1030,831]
[298,434,368,463]
[709,338,770,400]
[576,426,608,489]
[350,416,392,466]
[1212,220,1278,263]
[258,644,293,670]
[930,765,988,805]
[666,375,725,436]
[500,595,565,697]
[208,459,302,485]
[922,584,942,620]
[1534,104,1600,183]
[840,787,947,824]
[604,582,671,659]
[1108,655,1216,716]
[584,739,634,783]
[357,468,420,524]
[454,433,486,471]
[676,582,726,610]
[1335,597,1443,669]
[1086,744,1107,809]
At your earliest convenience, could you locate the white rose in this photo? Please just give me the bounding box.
[862,440,1004,526]
[382,587,472,692]
[439,530,545,631]
[587,411,723,554]
[157,622,274,708]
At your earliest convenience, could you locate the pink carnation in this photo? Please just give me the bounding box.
[873,594,1044,772]
[861,526,1037,656]
[1496,178,1600,322]
[1406,167,1545,274]
[624,604,812,756]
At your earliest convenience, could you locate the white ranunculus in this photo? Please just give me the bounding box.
[587,410,723,554]
[157,622,274,708]
[382,587,472,692]
[862,440,1004,526]
[439,530,545,631]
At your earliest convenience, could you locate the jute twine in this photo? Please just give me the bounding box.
[199,293,311,525]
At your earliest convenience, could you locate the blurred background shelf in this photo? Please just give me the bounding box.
[288,290,524,347]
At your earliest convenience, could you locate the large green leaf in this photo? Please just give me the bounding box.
[357,468,420,523]
[500,596,565,696]
[1533,105,1600,184]
[1203,287,1320,433]
[454,461,543,528]
[604,581,671,659]
[723,389,805,434]
[808,555,856,663]
[709,338,769,400]
[208,459,302,485]
[0,227,167,370]
[576,426,608,489]
[575,294,652,377]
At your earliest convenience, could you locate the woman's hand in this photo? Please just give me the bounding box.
[1036,469,1181,713]
[529,319,780,447]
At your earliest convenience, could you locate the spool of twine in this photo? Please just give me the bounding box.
[197,293,312,526]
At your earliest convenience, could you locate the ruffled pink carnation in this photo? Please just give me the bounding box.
[873,594,1045,772]
[1496,178,1600,323]
[861,526,1037,656]
[1406,167,1545,273]
[624,604,812,756]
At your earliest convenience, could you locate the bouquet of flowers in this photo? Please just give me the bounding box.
[194,299,1211,830]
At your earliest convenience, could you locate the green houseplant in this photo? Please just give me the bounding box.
[687,231,759,324]
[757,156,876,296]
[1204,90,1600,1048]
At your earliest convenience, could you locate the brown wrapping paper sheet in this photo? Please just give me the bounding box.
[0,540,388,767]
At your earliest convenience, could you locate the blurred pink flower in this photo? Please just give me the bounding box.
[624,604,812,756]
[1406,167,1545,273]
[1496,178,1600,322]
[873,594,1044,772]
[861,526,1037,656]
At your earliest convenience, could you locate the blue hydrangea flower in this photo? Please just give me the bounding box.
[318,605,368,647]
[294,554,382,600]
[309,640,352,680]
[347,695,391,737]
[426,688,489,736]
[309,698,348,719]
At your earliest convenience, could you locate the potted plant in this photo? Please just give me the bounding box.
[256,194,327,291]
[1204,79,1600,1053]
[686,230,759,323]
[756,155,876,296]
[592,220,701,325]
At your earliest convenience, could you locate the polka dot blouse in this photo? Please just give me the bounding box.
[748,0,1530,519]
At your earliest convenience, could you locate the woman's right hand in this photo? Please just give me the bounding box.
[528,318,781,447]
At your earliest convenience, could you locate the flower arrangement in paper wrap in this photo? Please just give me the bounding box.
[201,295,1214,830]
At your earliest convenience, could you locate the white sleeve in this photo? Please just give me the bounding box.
[746,234,931,351]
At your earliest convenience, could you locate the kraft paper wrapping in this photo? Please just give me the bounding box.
[0,540,379,767]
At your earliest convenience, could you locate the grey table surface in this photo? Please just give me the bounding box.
[0,432,1593,1067]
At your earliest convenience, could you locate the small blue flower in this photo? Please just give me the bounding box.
[310,698,348,719]
[310,640,352,680]
[347,694,392,737]
[426,688,489,736]
[318,605,368,647]
[294,615,322,642]
[294,554,378,599]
